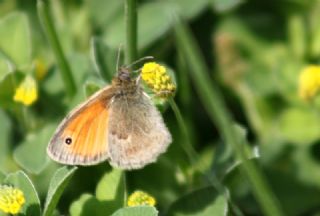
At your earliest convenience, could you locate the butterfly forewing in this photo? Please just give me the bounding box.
[47,86,114,165]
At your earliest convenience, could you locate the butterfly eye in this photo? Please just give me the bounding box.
[65,137,72,145]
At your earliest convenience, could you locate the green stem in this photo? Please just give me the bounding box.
[22,106,30,131]
[9,72,25,132]
[37,0,76,98]
[122,0,137,208]
[169,98,244,216]
[174,20,285,216]
[16,104,28,134]
[235,83,264,140]
[125,0,138,64]
[169,98,197,163]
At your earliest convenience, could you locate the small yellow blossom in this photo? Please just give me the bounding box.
[0,185,25,215]
[298,65,320,101]
[141,62,176,98]
[127,190,156,207]
[13,75,38,106]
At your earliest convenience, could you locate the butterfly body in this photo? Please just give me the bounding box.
[47,67,172,170]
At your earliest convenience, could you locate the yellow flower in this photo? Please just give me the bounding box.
[298,65,320,101]
[0,185,25,215]
[141,62,176,98]
[13,75,38,106]
[127,190,156,207]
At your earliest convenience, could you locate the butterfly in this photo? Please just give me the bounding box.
[47,63,172,170]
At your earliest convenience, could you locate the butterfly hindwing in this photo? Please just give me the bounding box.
[107,92,172,169]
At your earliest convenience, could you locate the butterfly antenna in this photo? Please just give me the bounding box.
[116,44,123,72]
[125,56,154,69]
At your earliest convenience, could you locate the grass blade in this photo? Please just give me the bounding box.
[37,0,76,98]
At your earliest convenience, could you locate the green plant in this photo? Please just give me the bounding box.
[2,0,320,215]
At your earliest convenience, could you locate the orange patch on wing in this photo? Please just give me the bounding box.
[62,100,110,158]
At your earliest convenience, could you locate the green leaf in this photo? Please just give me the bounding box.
[211,0,245,12]
[4,171,41,216]
[165,0,209,19]
[111,206,158,216]
[310,5,320,58]
[95,168,125,208]
[0,12,31,67]
[0,71,24,110]
[0,109,12,173]
[211,125,259,181]
[278,107,320,145]
[103,2,176,50]
[68,53,92,89]
[86,0,124,28]
[243,62,278,96]
[192,146,214,174]
[294,144,320,186]
[69,168,125,216]
[41,66,64,95]
[288,145,320,214]
[211,141,234,179]
[69,194,109,216]
[43,166,78,216]
[166,186,227,216]
[84,80,104,98]
[13,124,56,174]
[275,56,302,101]
[0,56,10,80]
[288,15,307,59]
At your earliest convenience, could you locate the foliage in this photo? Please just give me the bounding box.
[1,0,320,215]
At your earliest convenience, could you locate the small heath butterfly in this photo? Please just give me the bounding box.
[47,62,172,170]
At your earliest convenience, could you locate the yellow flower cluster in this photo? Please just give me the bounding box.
[298,65,320,101]
[13,75,38,106]
[127,190,156,207]
[141,62,176,98]
[0,185,25,214]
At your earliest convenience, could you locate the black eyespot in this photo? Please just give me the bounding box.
[65,137,72,145]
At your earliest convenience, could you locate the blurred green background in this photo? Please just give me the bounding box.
[1,0,320,215]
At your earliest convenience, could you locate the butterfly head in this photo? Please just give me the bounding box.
[117,67,132,82]
[112,66,139,97]
[113,56,154,91]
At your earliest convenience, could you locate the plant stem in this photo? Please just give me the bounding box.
[122,0,137,208]
[169,98,244,216]
[235,83,264,140]
[169,98,197,163]
[125,0,138,64]
[37,0,76,98]
[174,19,285,216]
